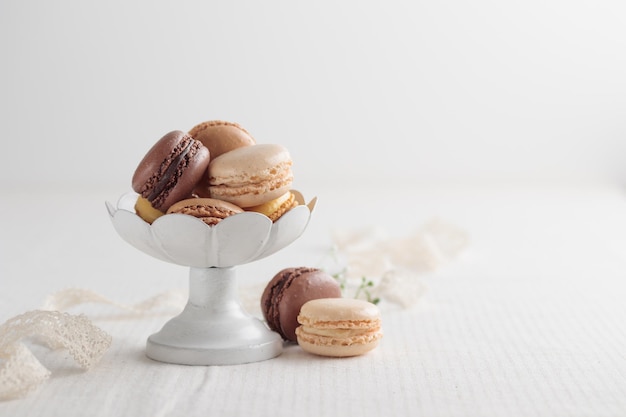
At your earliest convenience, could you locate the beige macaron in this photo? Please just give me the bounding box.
[208,144,294,208]
[296,298,383,357]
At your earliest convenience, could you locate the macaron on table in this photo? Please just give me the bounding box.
[107,121,317,365]
[296,298,383,357]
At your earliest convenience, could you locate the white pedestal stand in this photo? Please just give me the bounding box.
[107,191,316,366]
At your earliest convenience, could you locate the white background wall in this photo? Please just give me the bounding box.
[1,0,625,190]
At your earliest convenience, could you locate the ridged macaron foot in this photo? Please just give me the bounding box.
[261,267,342,342]
[132,130,210,212]
[166,198,243,226]
[208,144,294,208]
[296,298,383,357]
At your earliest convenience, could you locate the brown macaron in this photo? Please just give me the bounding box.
[188,120,255,159]
[189,120,256,198]
[132,131,210,212]
[166,198,243,226]
[261,267,342,342]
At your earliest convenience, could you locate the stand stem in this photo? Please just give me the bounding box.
[188,267,240,313]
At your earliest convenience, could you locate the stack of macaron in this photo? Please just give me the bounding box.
[131,121,299,225]
[261,267,383,357]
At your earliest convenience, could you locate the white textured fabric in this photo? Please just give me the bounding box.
[1,184,626,416]
[1,218,459,401]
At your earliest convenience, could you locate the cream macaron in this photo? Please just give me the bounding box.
[208,144,294,208]
[296,298,383,357]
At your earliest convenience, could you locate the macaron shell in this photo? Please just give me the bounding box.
[208,144,293,207]
[209,144,291,181]
[188,120,255,159]
[132,131,210,211]
[298,298,382,326]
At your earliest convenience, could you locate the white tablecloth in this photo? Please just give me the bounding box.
[1,183,625,417]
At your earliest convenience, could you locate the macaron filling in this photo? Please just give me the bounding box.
[208,168,293,206]
[298,327,380,338]
[141,137,199,210]
[296,327,382,346]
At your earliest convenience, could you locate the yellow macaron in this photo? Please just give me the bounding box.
[246,191,298,222]
[134,196,165,224]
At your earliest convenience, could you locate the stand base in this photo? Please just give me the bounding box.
[146,318,283,366]
[145,266,283,366]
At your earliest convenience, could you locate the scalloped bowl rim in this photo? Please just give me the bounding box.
[106,190,317,267]
[107,190,316,224]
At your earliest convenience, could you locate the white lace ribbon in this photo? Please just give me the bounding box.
[0,287,190,401]
[41,288,187,314]
[0,310,112,401]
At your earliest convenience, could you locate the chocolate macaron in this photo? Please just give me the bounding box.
[132,130,210,213]
[261,267,342,342]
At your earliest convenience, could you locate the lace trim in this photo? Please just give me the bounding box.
[41,288,187,314]
[0,311,112,400]
[0,287,189,401]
